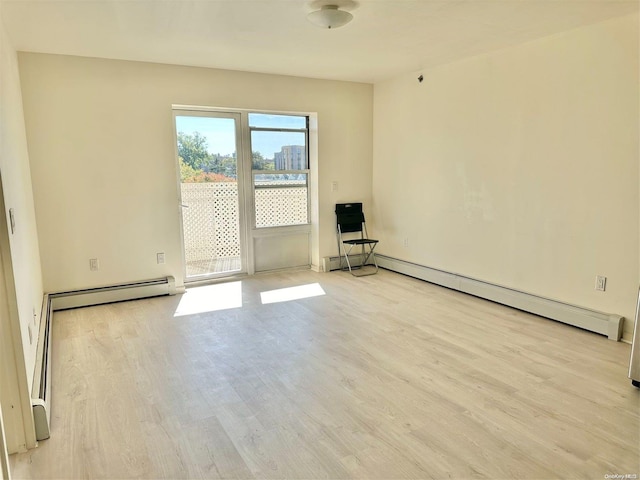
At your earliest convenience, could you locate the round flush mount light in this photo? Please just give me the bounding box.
[307,5,353,29]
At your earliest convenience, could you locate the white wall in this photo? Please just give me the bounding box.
[0,12,43,391]
[373,13,639,340]
[18,54,373,291]
[0,15,43,452]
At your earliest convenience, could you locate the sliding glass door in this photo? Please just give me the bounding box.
[174,108,312,281]
[174,111,247,280]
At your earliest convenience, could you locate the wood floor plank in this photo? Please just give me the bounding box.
[9,269,640,479]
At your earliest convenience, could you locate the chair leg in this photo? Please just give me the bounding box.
[337,228,378,276]
[353,244,378,276]
[337,234,356,274]
[360,244,378,270]
[341,243,378,277]
[366,247,379,274]
[343,244,354,273]
[337,230,352,273]
[337,235,343,271]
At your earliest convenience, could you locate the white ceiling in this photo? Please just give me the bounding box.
[1,0,638,83]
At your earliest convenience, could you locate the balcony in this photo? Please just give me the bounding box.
[180,181,308,277]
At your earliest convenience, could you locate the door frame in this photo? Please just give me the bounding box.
[172,109,251,282]
[172,105,319,281]
[0,171,36,455]
[0,402,9,480]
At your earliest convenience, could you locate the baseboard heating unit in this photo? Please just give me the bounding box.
[32,295,53,441]
[324,254,623,341]
[50,276,178,310]
[31,276,178,441]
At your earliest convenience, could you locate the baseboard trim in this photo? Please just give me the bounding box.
[322,255,365,272]
[324,254,623,341]
[50,276,178,310]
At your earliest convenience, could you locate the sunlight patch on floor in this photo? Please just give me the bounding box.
[260,283,325,304]
[174,281,243,316]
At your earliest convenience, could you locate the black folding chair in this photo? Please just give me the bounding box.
[335,203,378,276]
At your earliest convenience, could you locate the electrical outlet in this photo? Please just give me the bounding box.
[403,237,409,248]
[157,252,165,264]
[331,181,339,192]
[595,275,606,291]
[89,258,99,271]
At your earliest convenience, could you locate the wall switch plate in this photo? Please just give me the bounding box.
[89,258,99,271]
[9,208,15,234]
[595,275,606,291]
[331,181,338,192]
[403,237,409,248]
[157,252,165,264]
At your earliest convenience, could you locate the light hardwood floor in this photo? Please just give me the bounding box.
[10,269,640,479]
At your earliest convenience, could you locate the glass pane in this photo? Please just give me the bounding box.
[251,131,307,170]
[254,173,308,228]
[248,113,306,129]
[175,115,241,277]
[176,116,237,179]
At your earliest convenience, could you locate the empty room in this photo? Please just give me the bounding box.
[0,0,638,479]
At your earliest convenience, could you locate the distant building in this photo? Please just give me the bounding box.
[274,145,306,170]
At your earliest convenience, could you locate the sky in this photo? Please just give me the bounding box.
[175,114,304,160]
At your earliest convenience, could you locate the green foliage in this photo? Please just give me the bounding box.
[177,131,211,171]
[211,154,238,178]
[177,131,237,179]
[179,157,199,182]
[182,171,236,183]
[180,156,234,183]
[252,151,275,170]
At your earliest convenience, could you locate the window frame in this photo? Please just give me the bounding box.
[249,115,311,229]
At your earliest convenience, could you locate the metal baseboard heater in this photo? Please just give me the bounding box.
[324,254,623,341]
[31,295,53,441]
[31,276,178,441]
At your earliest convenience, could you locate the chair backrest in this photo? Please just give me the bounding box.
[336,203,366,233]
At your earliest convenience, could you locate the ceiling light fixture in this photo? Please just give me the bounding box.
[307,5,353,29]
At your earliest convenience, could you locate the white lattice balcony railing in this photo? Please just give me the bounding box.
[254,186,308,228]
[180,182,308,274]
